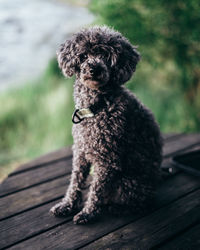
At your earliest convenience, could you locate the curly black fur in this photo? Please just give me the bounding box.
[50,26,163,224]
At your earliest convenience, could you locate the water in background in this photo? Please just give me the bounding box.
[0,0,93,91]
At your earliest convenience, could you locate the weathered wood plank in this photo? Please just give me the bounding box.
[158,223,200,250]
[7,173,200,250]
[0,201,72,249]
[0,176,69,221]
[10,147,72,176]
[81,185,200,250]
[0,158,72,197]
[163,133,200,157]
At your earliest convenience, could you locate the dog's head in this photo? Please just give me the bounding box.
[57,26,140,89]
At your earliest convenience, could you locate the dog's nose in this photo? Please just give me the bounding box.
[91,64,102,76]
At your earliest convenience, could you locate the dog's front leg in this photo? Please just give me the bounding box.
[73,162,118,224]
[50,152,90,217]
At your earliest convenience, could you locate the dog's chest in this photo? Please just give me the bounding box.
[72,112,108,152]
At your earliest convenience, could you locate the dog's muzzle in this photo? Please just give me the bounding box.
[81,59,109,84]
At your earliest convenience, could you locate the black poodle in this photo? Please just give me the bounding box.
[50,26,163,224]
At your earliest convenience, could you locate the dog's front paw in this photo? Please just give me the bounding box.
[73,208,100,225]
[73,211,92,225]
[50,201,74,217]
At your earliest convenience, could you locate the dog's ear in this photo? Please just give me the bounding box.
[112,39,140,85]
[57,39,79,77]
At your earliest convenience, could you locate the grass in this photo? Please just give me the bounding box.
[0,58,199,182]
[0,59,74,181]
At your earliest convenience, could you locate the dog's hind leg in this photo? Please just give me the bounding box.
[50,151,90,217]
[107,177,155,214]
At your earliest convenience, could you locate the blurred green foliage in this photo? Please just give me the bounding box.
[1,0,200,180]
[0,59,74,180]
[89,0,200,129]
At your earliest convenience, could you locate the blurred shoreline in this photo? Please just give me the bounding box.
[0,0,93,92]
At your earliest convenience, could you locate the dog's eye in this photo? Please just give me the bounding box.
[80,54,88,61]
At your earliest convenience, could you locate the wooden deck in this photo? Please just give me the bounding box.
[0,133,200,249]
